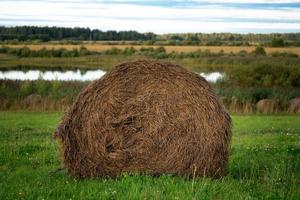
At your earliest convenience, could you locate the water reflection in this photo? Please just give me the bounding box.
[0,69,223,82]
[199,72,223,83]
[0,69,106,81]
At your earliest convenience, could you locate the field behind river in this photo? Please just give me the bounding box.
[0,112,299,199]
[5,43,300,55]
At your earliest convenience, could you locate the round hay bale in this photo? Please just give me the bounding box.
[256,99,278,114]
[288,98,300,114]
[54,60,232,179]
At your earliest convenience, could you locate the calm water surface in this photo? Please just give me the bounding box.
[0,69,223,82]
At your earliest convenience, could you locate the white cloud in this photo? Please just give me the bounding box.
[195,0,300,3]
[0,0,299,33]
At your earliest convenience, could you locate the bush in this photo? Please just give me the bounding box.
[252,46,266,56]
[0,46,94,57]
[271,38,285,47]
[215,86,300,103]
[104,47,122,55]
[79,46,90,56]
[20,81,33,97]
[271,51,298,58]
[36,77,50,96]
[154,46,166,53]
[123,47,136,56]
[227,63,300,87]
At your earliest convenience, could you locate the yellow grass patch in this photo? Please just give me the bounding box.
[6,44,300,56]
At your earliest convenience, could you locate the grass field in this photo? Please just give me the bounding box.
[0,112,299,199]
[5,43,300,56]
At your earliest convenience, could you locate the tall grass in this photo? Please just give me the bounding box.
[215,86,300,103]
[0,80,87,101]
[1,80,299,112]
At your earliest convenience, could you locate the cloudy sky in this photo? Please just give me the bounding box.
[0,0,299,33]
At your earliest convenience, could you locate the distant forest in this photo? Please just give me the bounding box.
[0,26,300,46]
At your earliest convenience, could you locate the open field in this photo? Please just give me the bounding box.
[5,43,300,56]
[0,112,299,199]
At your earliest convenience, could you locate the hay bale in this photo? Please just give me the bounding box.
[54,60,232,179]
[256,99,278,114]
[288,98,300,114]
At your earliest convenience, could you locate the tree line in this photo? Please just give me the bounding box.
[0,26,155,41]
[0,26,300,46]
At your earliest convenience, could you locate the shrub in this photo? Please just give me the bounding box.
[20,81,33,97]
[104,47,122,55]
[271,38,285,47]
[79,46,90,56]
[35,78,50,96]
[252,46,266,56]
[271,51,298,58]
[227,63,300,87]
[154,46,166,53]
[123,47,136,56]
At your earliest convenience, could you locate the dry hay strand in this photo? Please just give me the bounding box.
[23,94,42,110]
[59,97,72,111]
[0,96,8,110]
[54,60,232,179]
[288,98,300,114]
[256,99,279,114]
[242,101,253,114]
[229,96,240,113]
[219,96,231,110]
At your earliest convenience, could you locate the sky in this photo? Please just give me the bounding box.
[0,0,300,33]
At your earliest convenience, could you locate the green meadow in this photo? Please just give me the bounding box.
[0,112,299,199]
